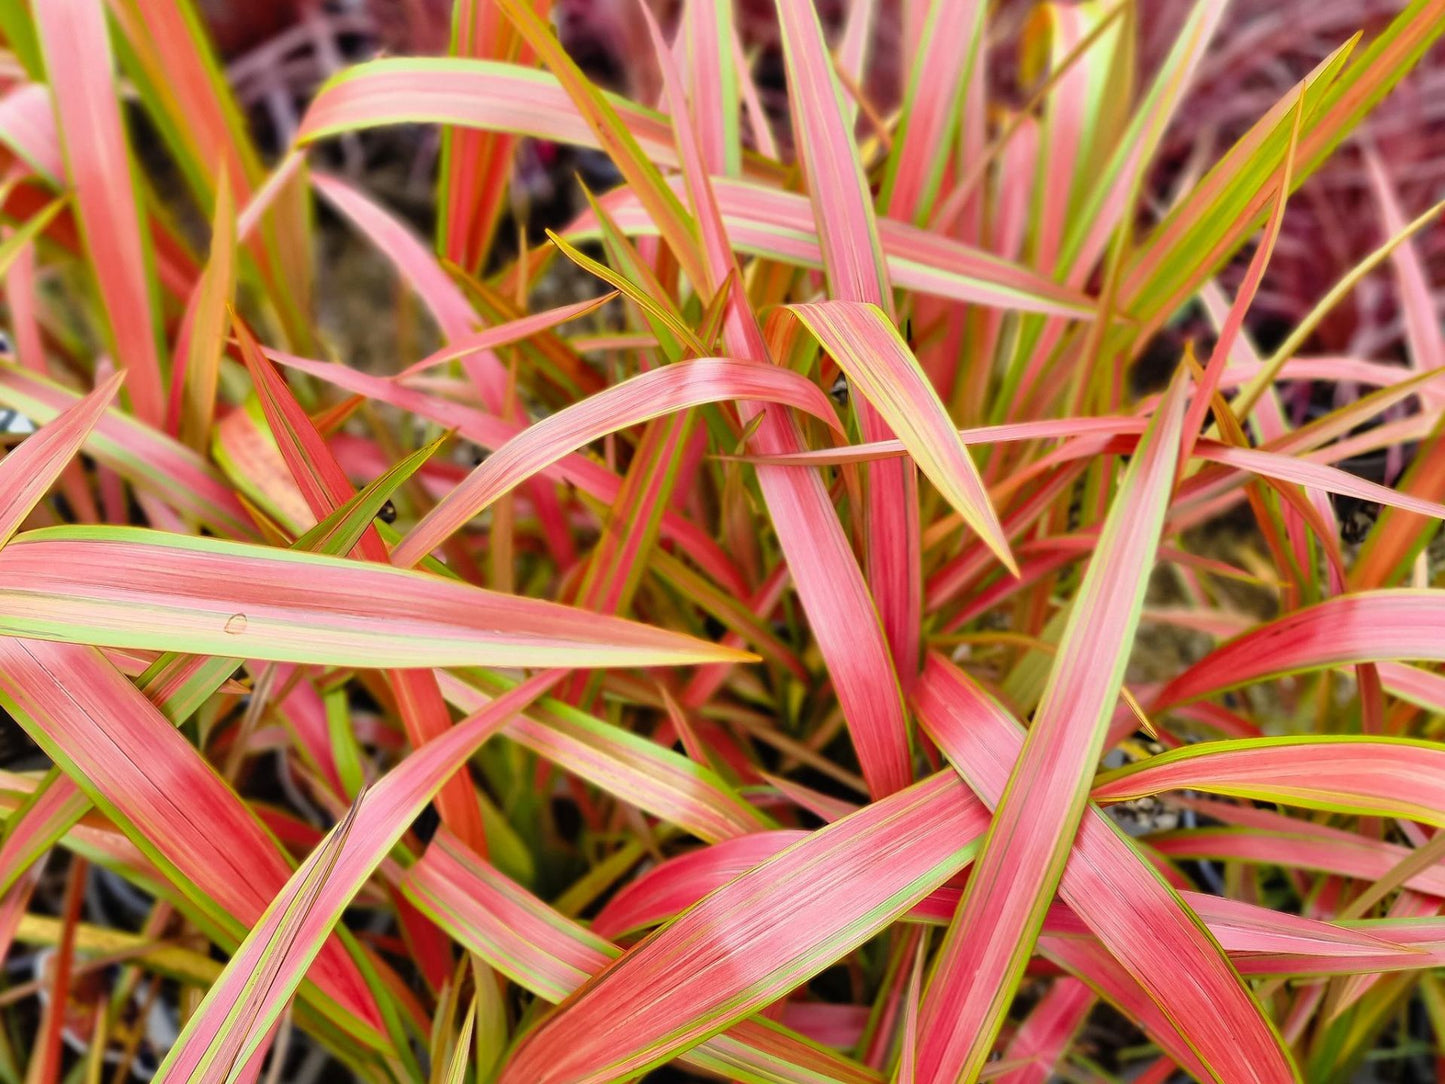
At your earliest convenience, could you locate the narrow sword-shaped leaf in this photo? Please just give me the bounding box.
[912,655,1296,1083]
[732,415,1148,464]
[585,826,1406,967]
[996,979,1094,1084]
[680,0,741,177]
[299,59,688,175]
[1056,0,1226,280]
[33,0,164,425]
[1093,737,1445,828]
[0,372,121,546]
[1155,824,1445,902]
[1367,147,1443,382]
[770,0,922,676]
[741,426,1445,526]
[395,357,841,566]
[1153,591,1445,708]
[881,0,986,225]
[436,670,771,843]
[494,773,990,1083]
[0,362,253,537]
[405,829,883,1084]
[579,178,1097,316]
[154,673,562,1082]
[1180,97,1301,463]
[915,372,1187,1084]
[0,82,63,182]
[786,301,1015,574]
[0,527,751,668]
[437,0,528,272]
[175,171,236,449]
[174,800,360,1084]
[397,293,616,379]
[0,638,385,1043]
[265,348,748,597]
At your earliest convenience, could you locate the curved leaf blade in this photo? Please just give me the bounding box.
[0,371,121,546]
[0,638,386,1043]
[154,672,562,1082]
[1154,590,1445,708]
[405,829,882,1084]
[915,372,1187,1083]
[33,0,165,424]
[1094,736,1445,828]
[787,301,1015,573]
[0,527,751,668]
[395,357,841,566]
[912,656,1296,1084]
[495,773,988,1084]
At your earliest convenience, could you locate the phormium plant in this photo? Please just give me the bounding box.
[0,0,1442,1081]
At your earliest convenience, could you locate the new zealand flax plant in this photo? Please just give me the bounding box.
[0,0,1444,1081]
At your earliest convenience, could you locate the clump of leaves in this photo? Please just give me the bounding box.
[1,1,1445,1082]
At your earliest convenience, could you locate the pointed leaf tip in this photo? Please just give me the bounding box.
[785,301,1016,574]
